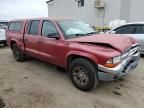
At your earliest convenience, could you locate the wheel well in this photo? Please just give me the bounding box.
[67,55,97,70]
[10,41,16,49]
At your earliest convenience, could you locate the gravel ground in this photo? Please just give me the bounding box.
[0,47,144,108]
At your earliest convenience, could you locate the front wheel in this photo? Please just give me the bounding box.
[69,58,99,91]
[12,44,25,62]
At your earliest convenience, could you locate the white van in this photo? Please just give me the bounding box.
[0,29,6,46]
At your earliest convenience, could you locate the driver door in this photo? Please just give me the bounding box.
[38,20,64,66]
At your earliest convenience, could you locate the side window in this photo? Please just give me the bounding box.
[15,22,23,32]
[8,22,23,32]
[9,23,15,30]
[78,0,84,7]
[42,21,58,37]
[135,25,144,34]
[28,20,40,35]
[115,25,136,34]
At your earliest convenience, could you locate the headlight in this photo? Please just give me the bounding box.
[112,56,122,64]
[105,56,122,68]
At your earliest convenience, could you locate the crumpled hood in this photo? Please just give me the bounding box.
[67,34,138,52]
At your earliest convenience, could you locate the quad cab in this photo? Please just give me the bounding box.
[6,18,140,91]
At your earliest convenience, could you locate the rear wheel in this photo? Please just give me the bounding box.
[12,44,25,62]
[3,42,7,46]
[69,58,99,91]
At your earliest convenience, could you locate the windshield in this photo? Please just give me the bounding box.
[58,20,97,39]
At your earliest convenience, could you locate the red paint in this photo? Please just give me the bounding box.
[6,18,138,70]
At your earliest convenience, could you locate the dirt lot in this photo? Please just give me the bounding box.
[0,47,144,108]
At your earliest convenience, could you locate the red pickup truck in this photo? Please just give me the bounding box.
[6,18,140,91]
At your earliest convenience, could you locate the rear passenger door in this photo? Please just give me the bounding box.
[135,25,144,50]
[24,20,40,57]
[135,24,144,35]
[115,25,136,34]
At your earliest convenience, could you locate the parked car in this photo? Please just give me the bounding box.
[0,29,6,46]
[6,18,140,91]
[107,22,144,54]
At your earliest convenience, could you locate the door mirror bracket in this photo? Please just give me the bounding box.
[47,33,60,40]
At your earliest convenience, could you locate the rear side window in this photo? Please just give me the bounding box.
[42,21,58,36]
[8,22,23,32]
[9,23,15,30]
[135,25,144,34]
[27,20,40,35]
[15,22,23,32]
[115,25,136,34]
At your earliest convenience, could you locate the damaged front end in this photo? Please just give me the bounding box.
[97,44,140,81]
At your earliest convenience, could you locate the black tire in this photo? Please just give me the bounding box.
[3,42,7,46]
[12,44,25,62]
[69,58,99,91]
[140,54,144,58]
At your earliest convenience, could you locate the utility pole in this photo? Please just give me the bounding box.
[46,0,54,17]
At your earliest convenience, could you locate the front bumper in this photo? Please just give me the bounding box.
[97,52,140,81]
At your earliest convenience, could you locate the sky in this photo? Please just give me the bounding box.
[0,0,48,21]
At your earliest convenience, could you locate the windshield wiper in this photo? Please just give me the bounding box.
[86,31,98,35]
[76,33,87,36]
[68,32,97,38]
[70,33,87,36]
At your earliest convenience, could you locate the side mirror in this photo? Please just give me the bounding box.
[47,33,60,40]
[111,31,116,34]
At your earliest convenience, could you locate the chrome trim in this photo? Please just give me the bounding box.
[122,43,139,60]
[132,43,139,47]
[123,43,139,54]
[98,44,140,81]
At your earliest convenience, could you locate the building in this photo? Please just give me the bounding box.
[47,0,144,26]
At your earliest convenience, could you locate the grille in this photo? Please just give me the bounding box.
[122,44,139,60]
